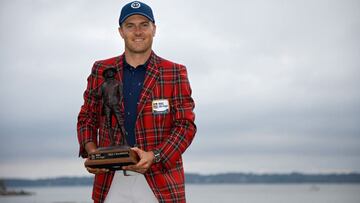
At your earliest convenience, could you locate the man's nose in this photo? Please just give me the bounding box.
[134,26,143,35]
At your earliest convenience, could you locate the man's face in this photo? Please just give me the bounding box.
[119,15,156,54]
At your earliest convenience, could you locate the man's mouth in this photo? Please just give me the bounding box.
[134,38,144,42]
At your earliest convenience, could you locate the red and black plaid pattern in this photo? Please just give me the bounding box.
[77,52,196,203]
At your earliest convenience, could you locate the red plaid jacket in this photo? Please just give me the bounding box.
[77,52,196,203]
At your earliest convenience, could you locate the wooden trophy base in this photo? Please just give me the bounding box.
[84,145,139,170]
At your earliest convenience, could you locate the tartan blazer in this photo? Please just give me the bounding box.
[77,52,197,203]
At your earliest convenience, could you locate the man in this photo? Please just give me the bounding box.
[77,1,196,203]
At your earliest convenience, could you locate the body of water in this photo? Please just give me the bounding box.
[1,184,359,203]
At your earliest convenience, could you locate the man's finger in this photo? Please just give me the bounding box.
[131,147,142,156]
[122,164,136,171]
[86,167,109,174]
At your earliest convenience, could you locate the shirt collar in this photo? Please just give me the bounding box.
[123,56,150,70]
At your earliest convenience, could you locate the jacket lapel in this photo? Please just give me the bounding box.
[137,53,160,117]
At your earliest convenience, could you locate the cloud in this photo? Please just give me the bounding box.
[0,0,359,178]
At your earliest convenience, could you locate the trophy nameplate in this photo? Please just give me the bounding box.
[85,146,139,170]
[84,67,139,170]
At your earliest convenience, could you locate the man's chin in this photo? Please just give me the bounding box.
[127,47,152,54]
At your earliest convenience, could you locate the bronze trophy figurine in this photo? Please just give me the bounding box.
[84,68,139,170]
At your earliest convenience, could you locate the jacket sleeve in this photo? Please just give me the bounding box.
[77,63,101,158]
[157,65,197,170]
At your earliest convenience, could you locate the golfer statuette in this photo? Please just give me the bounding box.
[84,68,139,170]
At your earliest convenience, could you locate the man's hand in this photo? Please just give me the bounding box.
[84,142,109,174]
[86,166,109,175]
[122,147,154,174]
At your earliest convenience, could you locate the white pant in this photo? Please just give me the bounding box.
[104,170,158,203]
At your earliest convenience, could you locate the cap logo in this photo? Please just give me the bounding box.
[131,2,141,9]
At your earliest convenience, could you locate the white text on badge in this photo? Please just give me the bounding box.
[152,99,170,114]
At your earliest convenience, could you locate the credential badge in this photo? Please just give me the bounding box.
[152,99,170,114]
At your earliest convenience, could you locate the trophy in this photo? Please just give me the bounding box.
[85,68,139,170]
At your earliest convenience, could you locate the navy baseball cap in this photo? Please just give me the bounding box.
[119,1,155,25]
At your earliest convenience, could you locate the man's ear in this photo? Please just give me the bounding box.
[152,24,156,37]
[118,27,124,39]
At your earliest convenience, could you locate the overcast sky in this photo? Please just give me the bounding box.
[0,0,359,179]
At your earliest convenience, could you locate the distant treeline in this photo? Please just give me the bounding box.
[2,172,360,187]
[186,172,360,184]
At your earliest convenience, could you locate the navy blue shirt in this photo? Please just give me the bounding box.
[122,58,147,146]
